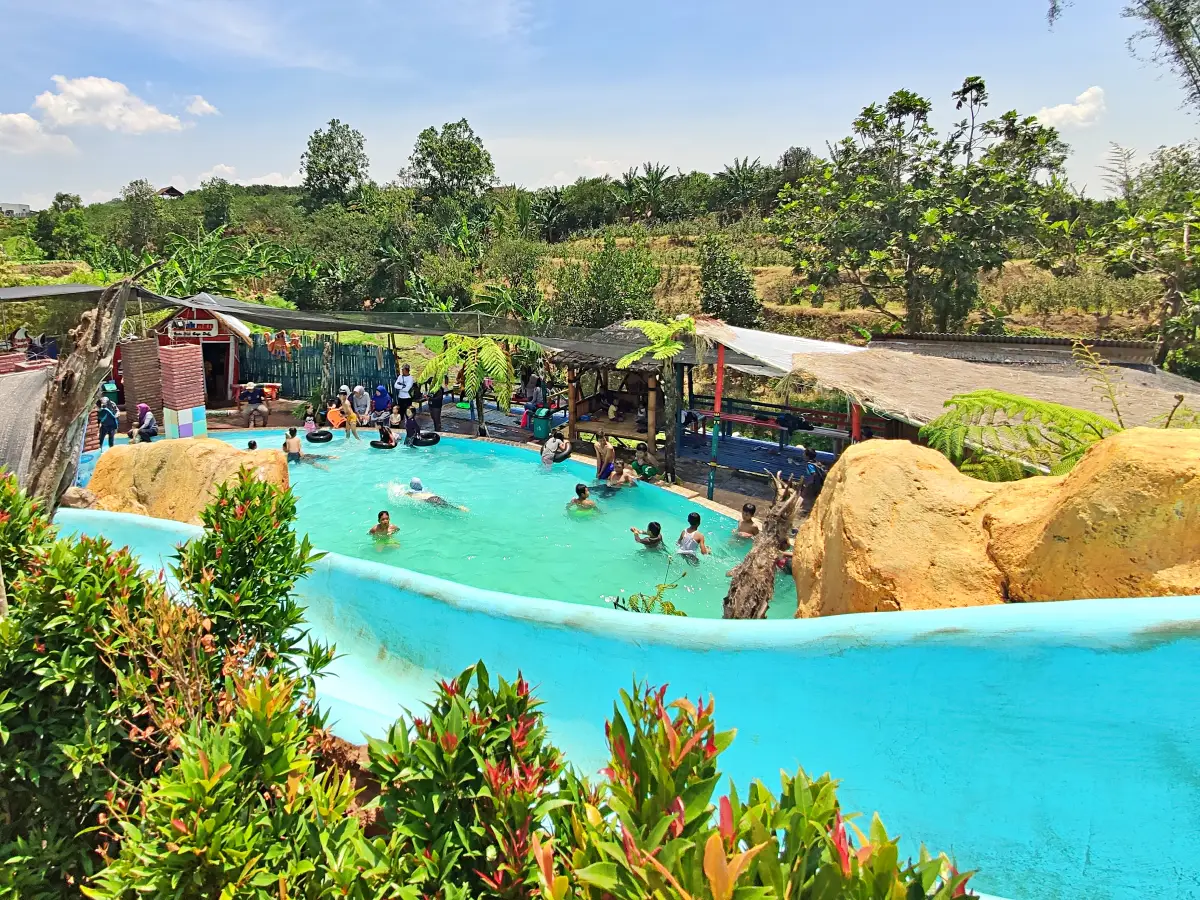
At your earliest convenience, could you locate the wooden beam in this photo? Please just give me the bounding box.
[646,373,658,452]
[567,366,578,444]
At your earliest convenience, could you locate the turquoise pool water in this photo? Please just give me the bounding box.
[205,430,792,618]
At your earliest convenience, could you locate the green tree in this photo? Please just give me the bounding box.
[198,176,234,231]
[50,192,82,213]
[1131,140,1200,211]
[550,230,661,328]
[717,156,766,217]
[119,178,161,252]
[403,118,496,211]
[300,118,370,212]
[637,161,674,220]
[49,208,95,259]
[561,175,618,231]
[698,235,760,326]
[420,333,537,435]
[770,78,1066,332]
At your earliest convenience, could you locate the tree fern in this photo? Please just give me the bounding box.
[920,389,1123,479]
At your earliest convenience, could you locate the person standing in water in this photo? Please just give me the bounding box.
[594,433,615,479]
[568,483,596,510]
[369,510,399,538]
[677,512,710,558]
[340,391,361,440]
[283,427,304,462]
[631,521,663,548]
[403,406,421,445]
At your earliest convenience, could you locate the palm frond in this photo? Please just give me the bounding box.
[920,389,1122,478]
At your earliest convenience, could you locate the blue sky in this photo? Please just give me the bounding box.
[0,0,1195,209]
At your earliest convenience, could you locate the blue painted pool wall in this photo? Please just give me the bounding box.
[54,508,1200,900]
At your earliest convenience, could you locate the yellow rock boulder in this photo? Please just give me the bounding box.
[793,427,1200,617]
[88,438,289,524]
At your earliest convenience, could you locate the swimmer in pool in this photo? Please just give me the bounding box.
[631,521,663,549]
[734,502,759,538]
[369,510,399,539]
[283,427,303,462]
[568,483,596,510]
[677,511,710,561]
[405,477,468,512]
[607,460,638,489]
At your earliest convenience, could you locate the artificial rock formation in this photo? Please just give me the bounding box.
[88,438,289,524]
[793,427,1200,617]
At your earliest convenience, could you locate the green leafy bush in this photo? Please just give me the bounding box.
[550,231,661,328]
[698,234,761,327]
[84,677,411,900]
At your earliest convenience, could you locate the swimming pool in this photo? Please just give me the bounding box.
[199,430,793,619]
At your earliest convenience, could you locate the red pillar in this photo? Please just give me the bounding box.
[850,403,863,442]
[707,344,725,500]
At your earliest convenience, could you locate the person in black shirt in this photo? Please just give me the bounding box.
[427,378,446,431]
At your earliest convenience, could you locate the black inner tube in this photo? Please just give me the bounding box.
[305,430,333,443]
[409,432,440,447]
[552,447,571,463]
[370,439,397,450]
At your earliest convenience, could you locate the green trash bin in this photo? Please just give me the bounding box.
[532,407,553,440]
[102,381,119,405]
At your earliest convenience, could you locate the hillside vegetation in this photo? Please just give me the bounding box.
[1,83,1197,377]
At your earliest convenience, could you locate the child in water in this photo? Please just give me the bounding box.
[734,503,759,538]
[631,521,663,549]
[677,512,710,559]
[369,510,399,540]
[568,483,596,510]
[302,403,317,433]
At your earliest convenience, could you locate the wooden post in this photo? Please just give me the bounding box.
[567,367,578,444]
[646,372,658,451]
[850,403,863,442]
[707,344,726,500]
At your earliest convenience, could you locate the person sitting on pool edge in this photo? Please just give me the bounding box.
[630,521,663,549]
[632,442,660,480]
[369,510,398,538]
[568,483,596,510]
[677,511,710,558]
[734,503,759,538]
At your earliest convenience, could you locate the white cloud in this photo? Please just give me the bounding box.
[34,75,182,134]
[200,163,238,181]
[441,0,532,38]
[242,169,302,187]
[0,112,75,154]
[186,95,219,116]
[1037,86,1106,129]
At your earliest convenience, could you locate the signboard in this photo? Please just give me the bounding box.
[168,317,220,338]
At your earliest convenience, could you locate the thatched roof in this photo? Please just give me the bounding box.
[785,347,1200,428]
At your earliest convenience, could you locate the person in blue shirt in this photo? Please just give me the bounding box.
[96,396,119,448]
[240,382,269,427]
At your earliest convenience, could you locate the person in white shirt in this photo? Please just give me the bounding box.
[394,365,415,414]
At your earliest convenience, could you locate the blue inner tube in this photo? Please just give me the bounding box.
[409,432,440,447]
[370,440,397,450]
[306,430,333,443]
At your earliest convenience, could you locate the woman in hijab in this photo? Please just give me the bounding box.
[372,384,392,424]
[134,403,158,442]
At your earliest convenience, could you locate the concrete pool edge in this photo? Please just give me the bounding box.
[53,507,1200,900]
[53,507,1200,654]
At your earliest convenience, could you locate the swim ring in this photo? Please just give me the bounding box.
[306,430,333,443]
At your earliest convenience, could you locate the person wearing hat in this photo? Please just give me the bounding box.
[351,385,371,423]
[405,476,468,512]
[239,381,270,427]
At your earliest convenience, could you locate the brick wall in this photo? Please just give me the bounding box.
[83,408,100,451]
[122,338,164,422]
[159,343,205,411]
[0,352,26,374]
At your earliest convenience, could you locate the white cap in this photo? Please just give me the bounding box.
[246,381,257,389]
[339,384,349,393]
[409,477,423,491]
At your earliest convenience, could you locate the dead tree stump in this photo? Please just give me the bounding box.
[723,473,800,619]
[26,282,129,511]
